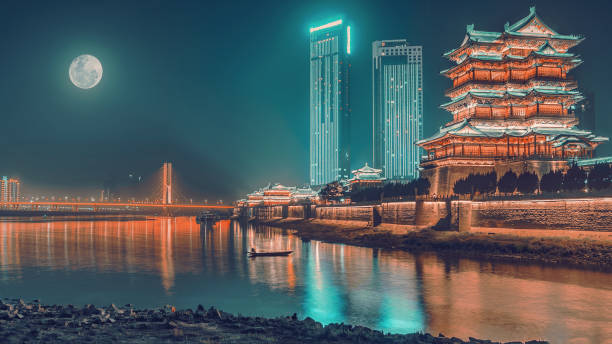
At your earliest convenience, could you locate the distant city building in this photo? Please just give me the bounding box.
[372,40,423,180]
[309,19,351,186]
[417,7,608,195]
[575,91,596,133]
[347,163,385,190]
[1,176,20,202]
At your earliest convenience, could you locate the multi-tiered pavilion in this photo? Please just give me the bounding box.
[418,7,608,195]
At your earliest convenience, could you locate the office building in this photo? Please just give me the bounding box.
[309,19,351,186]
[372,40,423,180]
[1,176,20,202]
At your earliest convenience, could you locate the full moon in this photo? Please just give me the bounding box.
[69,54,103,89]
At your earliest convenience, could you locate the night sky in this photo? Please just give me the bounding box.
[1,0,611,201]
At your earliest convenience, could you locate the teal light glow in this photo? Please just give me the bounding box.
[303,244,345,324]
[310,19,343,33]
[347,26,351,54]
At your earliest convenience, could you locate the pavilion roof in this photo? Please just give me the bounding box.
[441,87,582,108]
[441,43,581,75]
[575,156,612,167]
[348,163,385,182]
[416,119,609,146]
[504,7,582,41]
[444,7,583,59]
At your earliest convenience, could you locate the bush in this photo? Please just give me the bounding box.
[587,163,612,191]
[474,172,497,194]
[540,170,563,193]
[563,164,587,192]
[453,177,471,195]
[319,181,344,201]
[415,177,431,195]
[517,171,539,194]
[453,172,496,195]
[498,170,518,194]
[350,185,382,203]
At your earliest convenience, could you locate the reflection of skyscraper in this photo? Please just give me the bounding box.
[309,19,351,186]
[576,92,595,133]
[1,177,20,202]
[372,40,423,180]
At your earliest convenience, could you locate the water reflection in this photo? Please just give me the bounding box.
[0,216,610,343]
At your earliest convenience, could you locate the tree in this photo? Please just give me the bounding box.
[350,184,382,203]
[563,164,587,192]
[472,172,497,194]
[498,170,518,194]
[415,177,431,195]
[453,177,472,195]
[540,170,563,193]
[587,163,612,191]
[319,181,344,202]
[517,171,539,194]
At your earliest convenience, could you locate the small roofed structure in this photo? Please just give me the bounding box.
[348,163,385,189]
[244,184,318,207]
[291,187,319,203]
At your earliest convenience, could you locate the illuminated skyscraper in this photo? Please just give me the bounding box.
[309,19,351,186]
[372,40,423,180]
[1,176,20,202]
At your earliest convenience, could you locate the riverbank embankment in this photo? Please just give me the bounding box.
[0,299,549,344]
[259,218,612,268]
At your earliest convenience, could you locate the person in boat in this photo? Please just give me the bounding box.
[250,248,256,254]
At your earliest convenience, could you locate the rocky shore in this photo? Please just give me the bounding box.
[259,218,612,269]
[0,299,548,344]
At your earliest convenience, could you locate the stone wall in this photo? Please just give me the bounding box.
[422,159,568,196]
[469,198,612,231]
[248,197,612,233]
[381,202,416,224]
[288,206,304,219]
[316,205,372,222]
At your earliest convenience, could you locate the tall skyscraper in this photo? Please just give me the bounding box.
[309,19,351,186]
[372,40,423,180]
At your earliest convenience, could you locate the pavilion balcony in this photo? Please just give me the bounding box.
[449,70,573,91]
[450,106,574,124]
[420,153,588,164]
[446,78,577,97]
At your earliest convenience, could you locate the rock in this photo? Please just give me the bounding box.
[108,304,123,315]
[0,311,12,320]
[206,307,222,320]
[0,301,13,311]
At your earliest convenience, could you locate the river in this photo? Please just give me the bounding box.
[0,216,610,343]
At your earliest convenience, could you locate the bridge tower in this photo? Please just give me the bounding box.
[162,162,172,204]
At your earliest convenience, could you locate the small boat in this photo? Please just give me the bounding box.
[247,250,293,258]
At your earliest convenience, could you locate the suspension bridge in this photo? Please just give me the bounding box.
[0,162,233,215]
